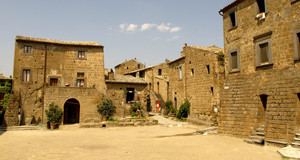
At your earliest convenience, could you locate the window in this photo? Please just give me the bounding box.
[77,51,86,59]
[211,87,214,96]
[294,30,300,60]
[229,10,237,28]
[24,45,32,53]
[50,78,58,86]
[157,82,160,94]
[76,73,84,87]
[254,32,272,67]
[256,0,266,14]
[191,68,194,76]
[23,69,30,82]
[178,66,183,80]
[229,49,240,72]
[158,69,162,75]
[206,65,210,74]
[137,64,141,69]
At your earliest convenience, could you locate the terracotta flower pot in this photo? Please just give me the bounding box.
[50,123,57,129]
[102,116,108,121]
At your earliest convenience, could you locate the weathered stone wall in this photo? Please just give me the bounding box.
[44,87,105,124]
[115,59,145,75]
[168,58,186,110]
[183,46,224,120]
[106,82,148,111]
[13,37,105,125]
[220,0,300,142]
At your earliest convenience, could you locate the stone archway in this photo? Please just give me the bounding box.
[63,98,80,124]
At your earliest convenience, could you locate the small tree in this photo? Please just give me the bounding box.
[176,99,190,119]
[97,99,116,117]
[45,103,63,124]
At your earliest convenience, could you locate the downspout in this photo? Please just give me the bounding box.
[42,44,47,124]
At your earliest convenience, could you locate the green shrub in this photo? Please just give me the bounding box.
[45,103,63,124]
[169,106,176,114]
[97,99,116,117]
[176,99,190,119]
[165,101,173,115]
[107,116,117,122]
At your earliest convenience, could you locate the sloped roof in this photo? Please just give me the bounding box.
[106,75,147,84]
[115,58,144,68]
[220,0,244,13]
[16,36,103,47]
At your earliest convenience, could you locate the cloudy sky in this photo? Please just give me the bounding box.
[0,0,233,77]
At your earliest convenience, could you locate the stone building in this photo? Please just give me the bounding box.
[115,58,145,75]
[10,36,106,125]
[219,0,300,144]
[121,44,224,123]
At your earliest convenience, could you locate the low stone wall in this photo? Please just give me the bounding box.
[79,118,158,128]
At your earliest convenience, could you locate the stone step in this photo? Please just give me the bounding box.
[266,140,288,147]
[244,138,264,144]
[295,133,300,138]
[293,138,300,143]
[0,126,41,131]
[251,131,265,136]
[248,136,264,141]
[256,128,264,132]
[291,142,300,148]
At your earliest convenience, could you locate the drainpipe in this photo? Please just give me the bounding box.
[42,44,47,124]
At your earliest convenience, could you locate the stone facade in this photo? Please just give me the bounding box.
[11,36,106,125]
[219,0,300,142]
[115,58,145,75]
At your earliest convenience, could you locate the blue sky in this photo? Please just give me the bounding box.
[0,0,233,77]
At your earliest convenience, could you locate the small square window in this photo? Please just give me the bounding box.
[231,52,238,70]
[50,78,58,86]
[77,73,84,77]
[23,69,30,82]
[206,65,210,74]
[259,43,269,63]
[77,51,86,59]
[24,45,32,53]
[191,68,194,76]
[178,66,183,80]
[158,69,162,75]
[229,11,236,28]
[137,64,141,69]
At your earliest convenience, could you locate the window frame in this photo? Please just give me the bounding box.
[23,45,33,55]
[22,69,31,82]
[228,8,237,30]
[76,72,85,87]
[229,48,240,73]
[77,51,86,59]
[178,65,183,81]
[293,29,300,61]
[254,32,273,67]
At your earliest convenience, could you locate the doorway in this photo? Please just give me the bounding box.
[63,99,80,124]
[258,94,268,124]
[126,88,135,103]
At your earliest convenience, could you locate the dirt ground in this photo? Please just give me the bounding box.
[0,125,281,160]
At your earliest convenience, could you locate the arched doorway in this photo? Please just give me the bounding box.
[63,99,80,124]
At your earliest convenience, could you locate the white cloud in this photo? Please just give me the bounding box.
[126,24,138,32]
[167,35,180,41]
[141,23,157,31]
[157,23,170,32]
[170,26,182,32]
[119,23,128,32]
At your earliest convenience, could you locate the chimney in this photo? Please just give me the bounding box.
[108,69,114,80]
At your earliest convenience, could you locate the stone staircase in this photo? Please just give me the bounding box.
[292,130,300,148]
[244,127,265,145]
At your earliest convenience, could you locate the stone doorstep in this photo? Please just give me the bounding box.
[266,139,289,147]
[295,133,300,138]
[249,136,265,141]
[293,138,300,143]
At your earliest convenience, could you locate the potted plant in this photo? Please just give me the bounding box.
[45,103,63,129]
[97,99,116,121]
